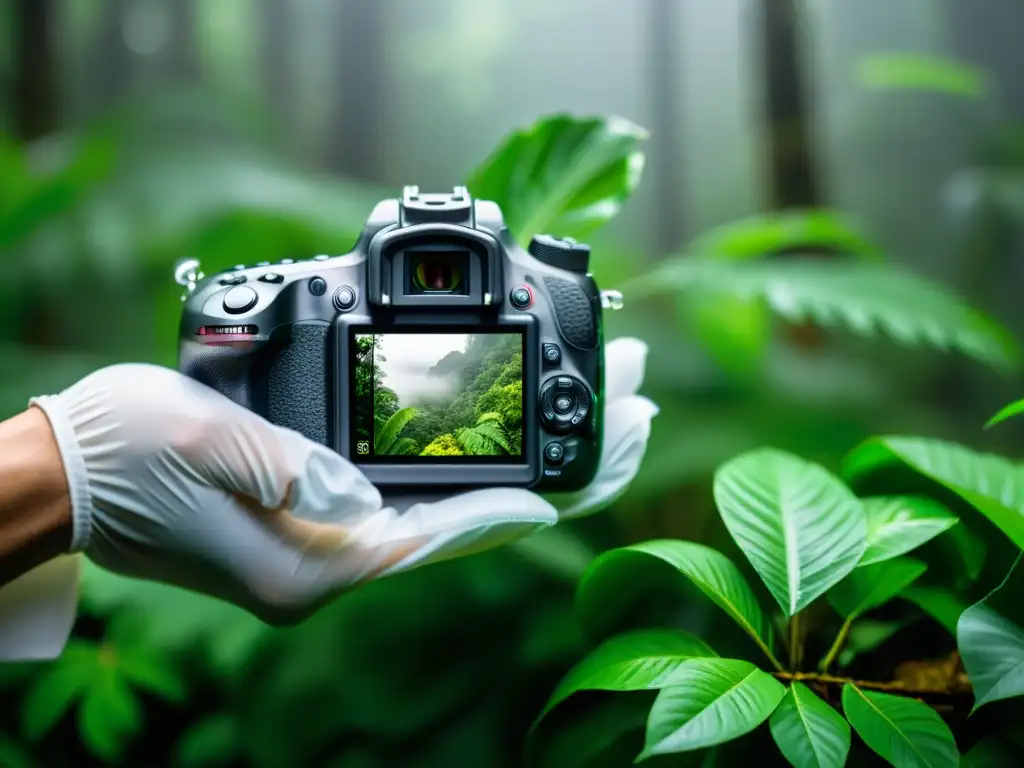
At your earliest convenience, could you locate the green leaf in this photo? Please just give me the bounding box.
[78,668,141,762]
[21,643,95,740]
[713,448,866,617]
[985,398,1024,429]
[537,629,719,721]
[856,53,989,101]
[961,737,1018,767]
[769,682,851,768]
[841,685,958,768]
[638,658,786,759]
[374,407,420,454]
[630,260,1019,371]
[901,586,971,636]
[859,497,959,566]
[828,558,927,620]
[958,554,1024,711]
[844,436,1024,549]
[685,209,883,262]
[175,714,241,767]
[465,113,648,246]
[576,541,781,669]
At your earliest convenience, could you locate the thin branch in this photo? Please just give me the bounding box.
[774,670,971,698]
[819,616,852,673]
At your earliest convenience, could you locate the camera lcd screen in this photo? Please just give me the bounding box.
[350,328,525,464]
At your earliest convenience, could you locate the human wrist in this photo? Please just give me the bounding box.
[0,407,73,586]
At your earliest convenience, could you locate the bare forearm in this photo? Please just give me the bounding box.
[0,408,72,586]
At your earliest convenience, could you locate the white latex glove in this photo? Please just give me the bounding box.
[0,337,655,659]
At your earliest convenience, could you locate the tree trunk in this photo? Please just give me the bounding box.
[648,0,686,253]
[757,0,827,349]
[12,0,56,141]
[328,0,385,179]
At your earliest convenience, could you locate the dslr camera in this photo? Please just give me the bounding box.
[176,186,621,492]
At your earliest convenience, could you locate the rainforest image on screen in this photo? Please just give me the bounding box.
[352,332,524,459]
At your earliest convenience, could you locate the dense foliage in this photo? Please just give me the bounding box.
[354,333,524,457]
[5,10,1024,764]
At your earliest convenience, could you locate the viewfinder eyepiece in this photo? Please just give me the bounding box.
[408,250,468,295]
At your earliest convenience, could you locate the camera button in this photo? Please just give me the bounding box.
[218,274,247,286]
[554,394,575,414]
[333,286,357,311]
[223,286,258,314]
[313,254,330,262]
[309,277,327,296]
[544,442,565,465]
[280,258,294,265]
[510,285,533,310]
[259,272,284,284]
[542,343,561,365]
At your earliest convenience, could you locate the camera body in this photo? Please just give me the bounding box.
[177,186,613,492]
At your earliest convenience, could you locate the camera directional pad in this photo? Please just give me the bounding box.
[540,375,591,435]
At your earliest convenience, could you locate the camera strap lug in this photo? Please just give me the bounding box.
[600,290,624,311]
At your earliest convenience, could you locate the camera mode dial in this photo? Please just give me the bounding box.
[528,235,591,274]
[539,375,592,435]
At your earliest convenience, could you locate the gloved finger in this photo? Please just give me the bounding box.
[604,338,649,402]
[545,394,658,519]
[309,488,560,586]
[186,406,383,523]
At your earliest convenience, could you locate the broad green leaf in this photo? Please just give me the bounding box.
[901,587,970,636]
[78,668,141,762]
[21,642,95,740]
[713,448,866,616]
[679,292,770,380]
[638,658,786,759]
[175,714,241,767]
[961,737,1018,767]
[465,113,648,246]
[856,53,989,101]
[841,685,958,768]
[576,540,780,668]
[828,558,927,620]
[985,398,1024,429]
[537,629,718,721]
[769,682,851,768]
[958,555,1024,711]
[844,436,1024,549]
[686,209,883,262]
[859,497,959,566]
[630,260,1019,371]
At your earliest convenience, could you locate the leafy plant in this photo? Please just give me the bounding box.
[373,406,420,455]
[532,446,971,766]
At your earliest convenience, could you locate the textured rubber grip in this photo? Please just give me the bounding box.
[266,322,330,445]
[544,276,597,350]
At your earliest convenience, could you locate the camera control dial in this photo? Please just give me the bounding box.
[528,234,591,274]
[539,375,592,434]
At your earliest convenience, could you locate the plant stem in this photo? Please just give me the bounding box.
[819,617,852,673]
[757,638,787,673]
[788,612,803,671]
[774,670,971,697]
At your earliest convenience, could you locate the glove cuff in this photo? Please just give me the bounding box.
[29,395,94,553]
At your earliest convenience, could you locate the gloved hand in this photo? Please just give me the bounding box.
[0,337,655,658]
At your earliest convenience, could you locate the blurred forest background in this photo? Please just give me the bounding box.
[3,0,1024,766]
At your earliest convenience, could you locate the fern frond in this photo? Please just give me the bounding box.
[629,259,1019,371]
[374,407,419,454]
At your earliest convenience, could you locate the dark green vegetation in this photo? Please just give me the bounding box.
[6,2,1024,766]
[354,334,523,458]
